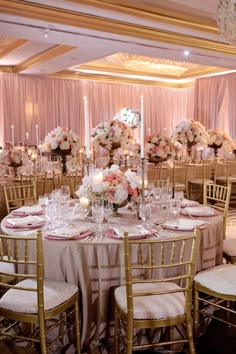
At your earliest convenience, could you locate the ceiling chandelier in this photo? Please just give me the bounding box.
[217,0,236,44]
[105,53,196,76]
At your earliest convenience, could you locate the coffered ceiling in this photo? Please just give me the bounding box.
[0,0,235,87]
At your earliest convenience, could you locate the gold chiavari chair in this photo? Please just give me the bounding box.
[53,171,80,198]
[203,182,232,239]
[188,160,215,202]
[193,263,236,340]
[20,172,47,199]
[214,160,236,205]
[3,183,37,214]
[0,230,81,353]
[171,160,190,197]
[114,228,201,354]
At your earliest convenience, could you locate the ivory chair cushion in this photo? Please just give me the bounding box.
[223,239,236,257]
[0,279,78,313]
[189,178,213,184]
[115,282,185,320]
[194,264,236,295]
[216,176,236,182]
[0,257,15,273]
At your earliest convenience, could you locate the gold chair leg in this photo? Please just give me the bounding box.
[185,313,196,354]
[75,300,81,354]
[193,288,199,339]
[127,322,133,354]
[114,305,119,354]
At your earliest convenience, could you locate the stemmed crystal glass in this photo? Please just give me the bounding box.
[139,202,151,227]
[92,198,104,240]
[45,203,57,229]
[104,200,113,226]
[61,185,70,202]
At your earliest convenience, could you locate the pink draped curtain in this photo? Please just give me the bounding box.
[0,73,194,147]
[194,73,236,137]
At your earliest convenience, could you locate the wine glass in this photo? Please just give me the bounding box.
[45,203,57,229]
[92,200,104,240]
[61,185,70,202]
[170,199,182,219]
[104,200,113,226]
[139,202,151,227]
[38,194,49,211]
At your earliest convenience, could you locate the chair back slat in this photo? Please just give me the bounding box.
[124,228,200,306]
[4,183,37,214]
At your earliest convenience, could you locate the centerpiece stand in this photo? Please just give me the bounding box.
[186,142,197,160]
[51,148,71,174]
[148,157,167,164]
[100,142,121,167]
[9,162,22,177]
[208,143,222,158]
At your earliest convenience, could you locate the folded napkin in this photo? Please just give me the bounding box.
[181,199,199,208]
[45,225,91,240]
[162,218,209,231]
[103,225,152,239]
[12,205,44,216]
[6,215,45,228]
[182,205,217,216]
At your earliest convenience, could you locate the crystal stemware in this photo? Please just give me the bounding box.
[92,204,104,240]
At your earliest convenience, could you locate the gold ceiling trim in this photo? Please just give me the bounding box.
[66,0,217,34]
[50,70,194,89]
[0,65,14,73]
[0,0,236,55]
[0,38,28,59]
[13,45,76,73]
[76,63,228,80]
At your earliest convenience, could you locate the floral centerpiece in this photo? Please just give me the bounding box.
[208,129,233,157]
[0,147,27,166]
[44,126,80,173]
[0,147,28,176]
[113,107,141,129]
[145,134,176,163]
[78,165,139,211]
[91,120,132,166]
[172,120,208,146]
[91,119,132,150]
[44,126,80,154]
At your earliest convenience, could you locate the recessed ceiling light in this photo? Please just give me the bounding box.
[184,50,189,56]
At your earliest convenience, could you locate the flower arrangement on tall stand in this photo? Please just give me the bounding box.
[145,134,176,163]
[77,165,139,216]
[91,119,132,167]
[0,147,28,176]
[208,129,233,157]
[44,126,80,174]
[113,107,141,129]
[172,120,209,159]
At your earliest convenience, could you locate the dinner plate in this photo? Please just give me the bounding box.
[181,199,199,208]
[45,230,92,240]
[12,205,44,216]
[162,218,209,231]
[181,205,218,217]
[5,215,46,229]
[104,225,152,239]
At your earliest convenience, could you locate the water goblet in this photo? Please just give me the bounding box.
[92,204,104,240]
[61,185,70,202]
[104,201,113,226]
[139,202,151,227]
[45,203,57,229]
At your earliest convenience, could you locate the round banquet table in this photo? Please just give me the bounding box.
[1,204,224,351]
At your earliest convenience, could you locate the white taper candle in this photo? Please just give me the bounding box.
[84,96,90,157]
[36,125,39,145]
[11,125,14,146]
[140,95,145,158]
